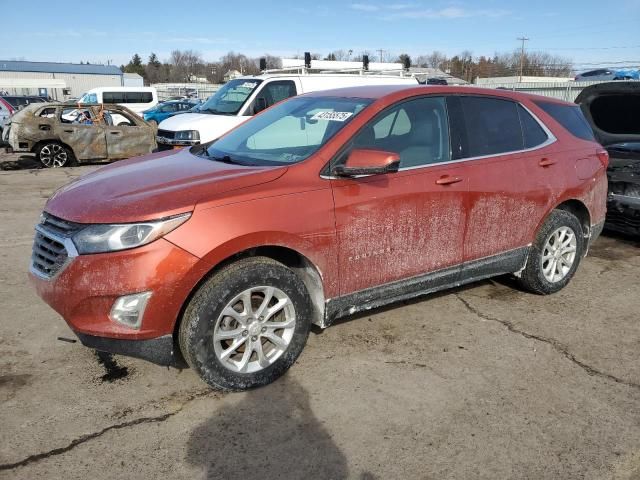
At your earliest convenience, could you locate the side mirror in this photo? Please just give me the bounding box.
[332,148,400,177]
[254,97,268,114]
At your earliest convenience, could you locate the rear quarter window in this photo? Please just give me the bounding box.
[534,101,595,141]
[517,105,548,148]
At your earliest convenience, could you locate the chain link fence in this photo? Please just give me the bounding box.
[152,83,221,101]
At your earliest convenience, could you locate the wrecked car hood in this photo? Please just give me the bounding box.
[157,113,249,143]
[44,148,287,224]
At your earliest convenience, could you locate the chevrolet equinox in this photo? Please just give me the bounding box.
[30,85,608,390]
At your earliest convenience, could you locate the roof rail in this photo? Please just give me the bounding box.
[259,66,414,77]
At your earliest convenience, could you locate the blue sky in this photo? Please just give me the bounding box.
[1,0,639,71]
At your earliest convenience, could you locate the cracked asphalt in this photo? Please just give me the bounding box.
[1,153,639,479]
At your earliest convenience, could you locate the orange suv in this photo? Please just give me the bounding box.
[30,86,608,390]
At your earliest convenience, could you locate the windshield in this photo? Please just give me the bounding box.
[204,96,372,166]
[199,79,262,115]
[79,92,98,104]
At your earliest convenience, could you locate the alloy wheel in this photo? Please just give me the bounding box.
[40,144,68,168]
[213,286,296,373]
[541,226,577,283]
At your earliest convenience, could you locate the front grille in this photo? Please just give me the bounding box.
[31,213,81,279]
[40,213,81,236]
[32,230,69,278]
[157,129,175,139]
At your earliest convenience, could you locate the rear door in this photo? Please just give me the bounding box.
[56,107,107,160]
[331,96,469,294]
[457,96,556,261]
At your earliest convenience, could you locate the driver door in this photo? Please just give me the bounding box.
[330,96,468,295]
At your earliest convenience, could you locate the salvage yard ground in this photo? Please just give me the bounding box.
[1,152,639,479]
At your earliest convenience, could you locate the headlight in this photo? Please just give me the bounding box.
[72,213,191,254]
[174,130,200,141]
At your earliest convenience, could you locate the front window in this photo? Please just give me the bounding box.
[198,79,262,115]
[79,93,98,104]
[203,96,372,166]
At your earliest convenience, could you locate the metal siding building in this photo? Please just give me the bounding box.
[0,61,124,99]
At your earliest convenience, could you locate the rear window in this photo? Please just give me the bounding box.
[461,97,523,156]
[534,101,595,141]
[589,95,640,135]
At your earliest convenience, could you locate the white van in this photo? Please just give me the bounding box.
[78,87,158,116]
[156,74,418,147]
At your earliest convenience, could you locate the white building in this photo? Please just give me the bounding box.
[0,60,125,100]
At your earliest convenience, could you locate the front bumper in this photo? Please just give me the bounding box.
[30,237,201,340]
[77,333,182,366]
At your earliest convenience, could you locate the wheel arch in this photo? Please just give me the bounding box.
[172,244,327,351]
[554,199,591,237]
[532,198,592,251]
[32,139,77,160]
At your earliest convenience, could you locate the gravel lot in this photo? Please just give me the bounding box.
[1,152,639,480]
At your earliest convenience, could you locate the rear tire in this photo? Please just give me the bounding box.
[179,257,312,391]
[518,210,585,294]
[36,142,76,168]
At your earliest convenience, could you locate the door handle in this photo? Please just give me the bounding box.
[109,131,121,135]
[38,124,50,131]
[436,175,463,185]
[538,158,556,167]
[63,129,73,133]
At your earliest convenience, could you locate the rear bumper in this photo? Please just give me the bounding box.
[589,220,605,246]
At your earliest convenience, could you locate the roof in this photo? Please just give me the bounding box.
[123,73,143,79]
[0,60,122,76]
[305,84,577,105]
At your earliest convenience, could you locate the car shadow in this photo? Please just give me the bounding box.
[185,377,370,479]
[0,154,42,170]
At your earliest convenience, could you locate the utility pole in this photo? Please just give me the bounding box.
[378,49,384,63]
[517,36,529,82]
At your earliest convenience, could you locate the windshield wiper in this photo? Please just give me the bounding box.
[209,154,237,164]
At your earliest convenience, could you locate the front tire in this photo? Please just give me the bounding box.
[518,210,585,294]
[179,257,312,391]
[36,142,76,168]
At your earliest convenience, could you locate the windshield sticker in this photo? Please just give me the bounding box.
[311,111,353,122]
[239,82,258,89]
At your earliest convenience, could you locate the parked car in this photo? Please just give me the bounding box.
[30,85,607,390]
[574,68,639,82]
[77,87,158,116]
[426,78,448,85]
[3,103,156,167]
[142,99,200,126]
[0,95,47,143]
[156,73,418,149]
[575,81,640,235]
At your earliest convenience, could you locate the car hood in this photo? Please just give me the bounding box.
[575,81,640,147]
[158,113,249,143]
[44,148,287,224]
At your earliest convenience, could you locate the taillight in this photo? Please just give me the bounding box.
[596,148,609,168]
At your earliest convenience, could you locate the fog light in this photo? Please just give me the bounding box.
[109,292,152,329]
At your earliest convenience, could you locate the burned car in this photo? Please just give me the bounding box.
[576,82,640,236]
[2,103,156,168]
